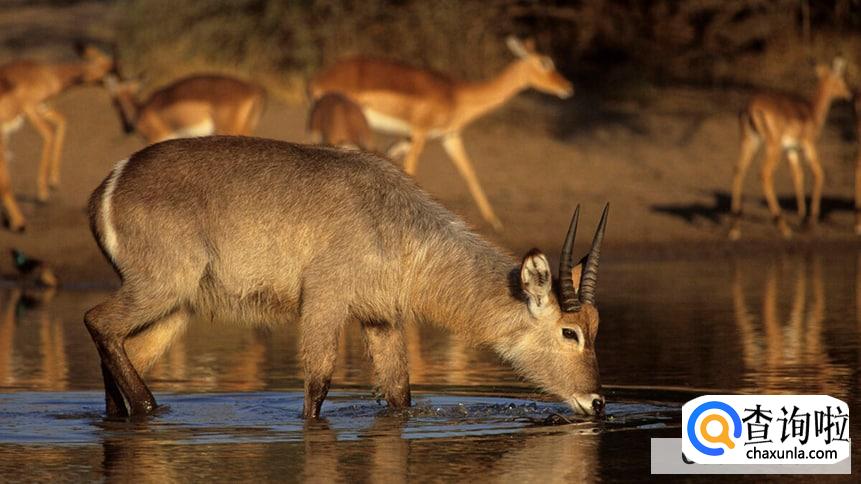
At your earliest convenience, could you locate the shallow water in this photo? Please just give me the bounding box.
[0,250,859,480]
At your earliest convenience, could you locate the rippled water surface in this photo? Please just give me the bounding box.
[0,250,859,480]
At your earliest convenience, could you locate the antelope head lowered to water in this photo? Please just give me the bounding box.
[84,136,608,418]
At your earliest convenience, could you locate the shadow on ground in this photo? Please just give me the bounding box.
[651,191,856,225]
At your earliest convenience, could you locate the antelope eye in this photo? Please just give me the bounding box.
[562,328,579,341]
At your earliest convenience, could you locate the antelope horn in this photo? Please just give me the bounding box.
[558,205,581,312]
[578,203,609,306]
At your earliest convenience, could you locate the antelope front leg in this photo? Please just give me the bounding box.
[442,134,503,231]
[300,312,344,419]
[362,321,411,409]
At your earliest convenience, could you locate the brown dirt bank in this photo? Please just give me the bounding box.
[0,83,859,286]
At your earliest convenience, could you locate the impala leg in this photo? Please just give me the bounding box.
[800,140,824,231]
[39,107,66,190]
[442,134,503,231]
[0,143,25,231]
[729,131,760,240]
[402,132,427,176]
[362,321,411,409]
[23,107,54,203]
[759,144,791,238]
[786,150,806,219]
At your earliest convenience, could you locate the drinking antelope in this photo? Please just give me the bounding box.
[85,136,608,419]
[309,36,573,231]
[729,57,851,240]
[104,74,266,144]
[0,45,114,231]
[308,92,373,151]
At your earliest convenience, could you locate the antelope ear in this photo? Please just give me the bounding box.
[520,249,553,317]
[815,63,829,79]
[506,36,530,59]
[570,262,583,295]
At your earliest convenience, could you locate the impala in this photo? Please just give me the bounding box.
[104,74,266,144]
[309,36,573,231]
[85,136,608,419]
[307,92,373,151]
[0,45,114,231]
[729,57,851,240]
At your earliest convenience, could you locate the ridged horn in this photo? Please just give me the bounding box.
[558,205,581,312]
[578,203,609,306]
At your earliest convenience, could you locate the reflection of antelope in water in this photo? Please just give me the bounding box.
[0,287,66,390]
[302,417,410,483]
[146,325,270,392]
[486,428,598,482]
[300,415,597,482]
[731,255,851,398]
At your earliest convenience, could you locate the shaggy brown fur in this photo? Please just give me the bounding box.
[85,136,606,418]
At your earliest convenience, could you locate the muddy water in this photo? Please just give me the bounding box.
[0,250,859,481]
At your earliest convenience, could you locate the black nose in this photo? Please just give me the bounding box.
[592,398,605,414]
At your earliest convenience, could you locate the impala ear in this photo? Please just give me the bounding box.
[816,63,829,79]
[506,36,531,59]
[520,249,554,317]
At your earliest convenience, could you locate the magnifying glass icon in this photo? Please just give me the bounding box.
[700,414,735,449]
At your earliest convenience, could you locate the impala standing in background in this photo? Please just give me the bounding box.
[729,57,851,240]
[0,45,114,231]
[85,136,608,419]
[307,92,374,151]
[309,37,573,231]
[104,74,266,144]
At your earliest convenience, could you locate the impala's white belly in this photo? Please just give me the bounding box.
[363,108,412,136]
[156,119,216,143]
[780,135,800,150]
[362,108,448,140]
[2,116,23,136]
[173,118,215,139]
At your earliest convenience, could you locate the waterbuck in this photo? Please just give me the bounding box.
[85,136,609,418]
